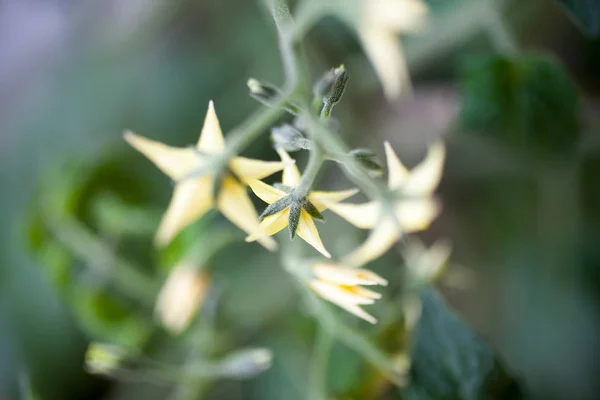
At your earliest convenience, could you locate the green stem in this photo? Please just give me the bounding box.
[308,322,334,400]
[304,113,386,200]
[48,215,157,305]
[302,282,407,387]
[225,95,292,157]
[296,141,324,196]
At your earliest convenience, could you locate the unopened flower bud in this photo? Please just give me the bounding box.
[271,125,311,152]
[84,343,126,375]
[216,348,273,379]
[324,65,349,106]
[155,263,210,335]
[247,78,299,114]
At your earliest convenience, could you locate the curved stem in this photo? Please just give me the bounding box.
[296,141,324,196]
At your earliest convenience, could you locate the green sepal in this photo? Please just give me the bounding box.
[288,201,302,239]
[350,148,384,177]
[302,199,325,222]
[259,194,293,221]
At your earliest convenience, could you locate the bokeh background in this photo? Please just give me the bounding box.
[1,0,600,399]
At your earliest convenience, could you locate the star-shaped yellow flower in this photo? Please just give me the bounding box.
[326,141,445,267]
[359,0,428,99]
[246,149,358,258]
[310,262,388,324]
[125,101,287,250]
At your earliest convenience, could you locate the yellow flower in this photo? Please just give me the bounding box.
[246,149,358,258]
[154,263,210,335]
[326,141,445,267]
[125,101,286,250]
[359,0,428,99]
[309,262,388,324]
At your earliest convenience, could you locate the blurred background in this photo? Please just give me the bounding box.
[1,0,600,399]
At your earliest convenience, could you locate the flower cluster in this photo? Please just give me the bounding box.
[126,66,447,326]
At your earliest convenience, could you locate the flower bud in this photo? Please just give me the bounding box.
[271,124,311,152]
[247,78,299,114]
[324,65,349,106]
[215,348,273,379]
[247,78,279,104]
[84,343,126,375]
[155,263,210,335]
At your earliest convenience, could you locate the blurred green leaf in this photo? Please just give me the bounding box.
[405,288,522,400]
[459,54,581,157]
[555,0,600,37]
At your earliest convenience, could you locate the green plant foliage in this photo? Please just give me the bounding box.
[459,54,581,157]
[555,0,600,37]
[404,289,522,400]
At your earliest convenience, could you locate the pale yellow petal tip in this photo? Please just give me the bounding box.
[257,236,278,252]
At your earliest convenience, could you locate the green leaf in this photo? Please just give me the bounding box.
[555,0,600,37]
[405,288,522,400]
[459,54,581,157]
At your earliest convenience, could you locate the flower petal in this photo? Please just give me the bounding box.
[197,100,225,154]
[229,157,286,182]
[324,201,381,229]
[358,26,410,100]
[247,179,287,204]
[296,211,331,258]
[124,131,201,180]
[245,210,288,242]
[313,263,388,286]
[404,141,445,196]
[368,0,429,33]
[155,177,213,246]
[155,263,210,334]
[276,148,301,187]
[395,197,440,232]
[342,217,400,267]
[310,280,378,324]
[218,176,277,251]
[308,188,359,212]
[310,280,375,306]
[384,141,409,190]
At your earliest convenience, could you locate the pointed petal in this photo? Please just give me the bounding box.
[358,26,410,100]
[395,197,440,232]
[218,176,277,251]
[245,210,288,242]
[308,188,359,211]
[296,211,331,258]
[384,141,409,190]
[155,178,213,246]
[276,148,301,187]
[124,131,201,180]
[310,281,375,306]
[324,201,381,229]
[313,263,388,286]
[247,179,286,204]
[310,280,378,324]
[369,0,428,32]
[404,141,445,196]
[229,157,286,182]
[197,101,225,154]
[342,217,400,267]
